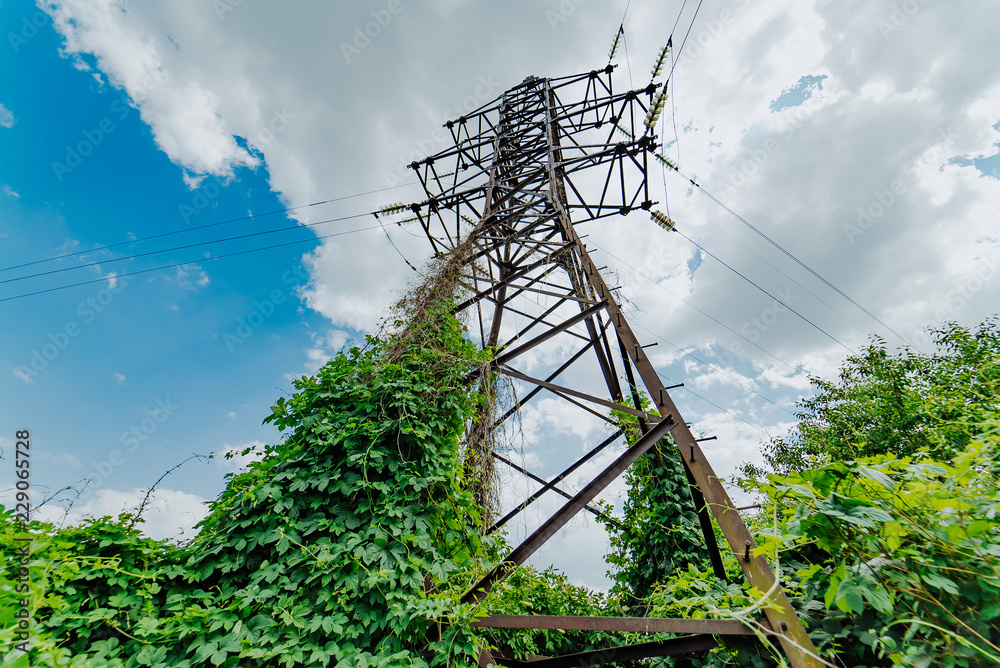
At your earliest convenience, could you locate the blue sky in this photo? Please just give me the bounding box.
[2,0,999,587]
[0,2,379,536]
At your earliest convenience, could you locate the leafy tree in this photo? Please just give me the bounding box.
[600,438,710,606]
[755,425,1000,667]
[478,565,627,660]
[1,299,494,667]
[745,319,1000,477]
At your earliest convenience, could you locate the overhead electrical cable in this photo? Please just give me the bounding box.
[590,242,798,372]
[684,209,872,338]
[374,213,420,273]
[630,314,797,419]
[667,0,690,39]
[670,167,910,345]
[0,220,411,304]
[0,182,421,275]
[0,212,372,286]
[673,229,852,352]
[666,0,706,83]
[628,324,776,439]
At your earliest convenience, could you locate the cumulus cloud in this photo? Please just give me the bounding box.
[44,0,259,179]
[0,103,14,128]
[33,487,209,542]
[215,440,267,472]
[174,265,210,291]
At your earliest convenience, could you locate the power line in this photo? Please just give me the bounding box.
[672,167,910,345]
[0,221,408,304]
[674,229,852,352]
[375,214,419,273]
[684,207,872,339]
[668,0,690,39]
[0,212,371,287]
[631,320,777,438]
[628,315,797,419]
[591,242,797,371]
[0,182,420,275]
[667,0,706,82]
[593,241,801,418]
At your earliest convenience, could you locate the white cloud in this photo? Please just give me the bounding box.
[113,372,126,384]
[10,367,33,384]
[326,329,350,351]
[2,184,19,198]
[44,0,259,179]
[37,0,1000,587]
[216,440,267,472]
[33,487,209,542]
[0,103,14,128]
[173,265,210,291]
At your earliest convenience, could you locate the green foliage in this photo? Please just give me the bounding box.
[599,438,710,605]
[479,566,626,660]
[757,426,1000,667]
[1,300,494,667]
[745,320,1000,477]
[643,563,794,668]
[599,403,709,605]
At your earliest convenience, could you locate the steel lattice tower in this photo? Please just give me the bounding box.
[396,67,822,667]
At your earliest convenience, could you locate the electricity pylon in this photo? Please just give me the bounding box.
[394,65,823,668]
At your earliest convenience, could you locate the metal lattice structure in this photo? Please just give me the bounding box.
[397,66,822,667]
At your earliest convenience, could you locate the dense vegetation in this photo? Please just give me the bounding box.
[3,312,998,667]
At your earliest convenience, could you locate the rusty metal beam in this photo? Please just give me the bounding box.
[412,71,824,668]
[567,241,822,667]
[472,615,759,635]
[463,415,675,605]
[490,340,595,430]
[488,430,622,534]
[494,301,606,366]
[490,452,614,525]
[494,636,719,667]
[495,366,659,421]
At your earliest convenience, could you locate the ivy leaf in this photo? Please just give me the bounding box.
[835,577,865,614]
[921,572,960,595]
[862,585,893,614]
[857,465,895,492]
[982,601,1000,620]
